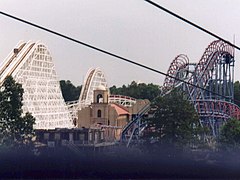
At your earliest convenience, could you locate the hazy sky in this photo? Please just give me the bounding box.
[0,0,240,87]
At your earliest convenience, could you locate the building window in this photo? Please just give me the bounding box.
[55,133,60,140]
[97,109,101,118]
[97,94,103,103]
[79,134,85,141]
[44,133,49,140]
[89,132,92,141]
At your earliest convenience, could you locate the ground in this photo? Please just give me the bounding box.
[1,145,240,178]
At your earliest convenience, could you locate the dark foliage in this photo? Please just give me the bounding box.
[234,81,240,107]
[0,76,35,146]
[110,81,161,101]
[219,118,240,148]
[60,80,82,102]
[144,90,204,147]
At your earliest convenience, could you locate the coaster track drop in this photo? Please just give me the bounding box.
[162,40,240,136]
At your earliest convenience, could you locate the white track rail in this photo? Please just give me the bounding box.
[0,41,73,129]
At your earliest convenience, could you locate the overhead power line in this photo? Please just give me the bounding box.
[144,0,240,51]
[0,11,238,103]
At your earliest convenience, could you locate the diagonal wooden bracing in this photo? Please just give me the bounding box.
[0,41,73,129]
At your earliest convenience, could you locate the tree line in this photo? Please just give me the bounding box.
[60,80,161,102]
[60,79,240,107]
[109,81,161,101]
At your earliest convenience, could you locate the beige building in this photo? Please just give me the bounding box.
[77,86,149,141]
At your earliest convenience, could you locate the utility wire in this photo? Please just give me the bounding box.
[144,0,240,51]
[0,11,238,104]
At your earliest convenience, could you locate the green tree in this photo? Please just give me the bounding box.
[109,81,161,101]
[219,118,240,147]
[234,81,240,107]
[60,80,82,102]
[0,76,35,146]
[145,90,203,147]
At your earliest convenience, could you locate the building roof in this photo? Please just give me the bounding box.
[110,103,130,116]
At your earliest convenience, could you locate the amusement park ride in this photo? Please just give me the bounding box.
[0,40,239,146]
[121,40,240,146]
[0,41,72,129]
[162,40,240,136]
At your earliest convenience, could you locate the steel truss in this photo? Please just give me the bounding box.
[163,40,240,136]
[0,41,73,129]
[162,54,190,95]
[115,40,240,146]
[121,102,151,147]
